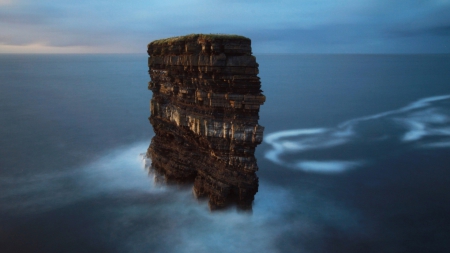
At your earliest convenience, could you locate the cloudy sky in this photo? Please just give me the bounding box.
[1,0,449,54]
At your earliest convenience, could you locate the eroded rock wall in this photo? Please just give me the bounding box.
[146,34,265,210]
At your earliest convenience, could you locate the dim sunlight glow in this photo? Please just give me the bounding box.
[0,43,123,54]
[0,0,12,5]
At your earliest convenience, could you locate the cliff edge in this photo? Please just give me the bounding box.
[146,34,265,210]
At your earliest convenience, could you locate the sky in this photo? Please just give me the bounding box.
[1,0,450,54]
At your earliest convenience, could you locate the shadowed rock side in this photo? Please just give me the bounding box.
[146,34,265,210]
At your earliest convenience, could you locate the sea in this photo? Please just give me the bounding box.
[1,54,449,253]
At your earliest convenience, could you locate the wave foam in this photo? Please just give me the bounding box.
[264,94,450,173]
[297,160,363,173]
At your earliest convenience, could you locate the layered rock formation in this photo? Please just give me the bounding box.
[146,34,265,210]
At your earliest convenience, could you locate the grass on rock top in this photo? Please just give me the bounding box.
[148,34,250,47]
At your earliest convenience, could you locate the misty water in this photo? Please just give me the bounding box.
[1,54,450,252]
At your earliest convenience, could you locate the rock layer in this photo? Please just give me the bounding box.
[146,34,265,210]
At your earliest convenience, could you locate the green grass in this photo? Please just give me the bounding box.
[148,33,249,47]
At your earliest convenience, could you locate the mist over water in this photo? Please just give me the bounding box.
[1,141,361,253]
[1,54,450,252]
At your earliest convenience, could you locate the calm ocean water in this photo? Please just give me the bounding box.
[1,54,450,252]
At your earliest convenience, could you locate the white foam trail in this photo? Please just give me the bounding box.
[396,109,450,142]
[264,128,329,167]
[264,94,450,173]
[264,128,327,144]
[435,128,450,135]
[401,119,427,141]
[421,141,450,148]
[296,160,363,173]
[339,94,450,128]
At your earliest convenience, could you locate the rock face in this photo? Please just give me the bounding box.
[146,34,265,210]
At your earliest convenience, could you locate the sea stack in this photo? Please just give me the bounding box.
[146,34,265,210]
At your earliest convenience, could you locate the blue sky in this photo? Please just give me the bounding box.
[1,0,449,53]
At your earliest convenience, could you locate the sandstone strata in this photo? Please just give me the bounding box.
[146,34,265,210]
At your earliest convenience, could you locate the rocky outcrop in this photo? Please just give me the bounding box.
[146,34,265,210]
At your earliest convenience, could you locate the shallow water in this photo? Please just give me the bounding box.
[1,54,450,252]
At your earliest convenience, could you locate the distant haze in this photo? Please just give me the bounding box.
[1,0,449,54]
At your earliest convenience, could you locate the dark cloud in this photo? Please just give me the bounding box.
[294,25,376,45]
[1,0,450,53]
[386,24,450,38]
[0,4,64,25]
[428,25,450,36]
[0,12,49,25]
